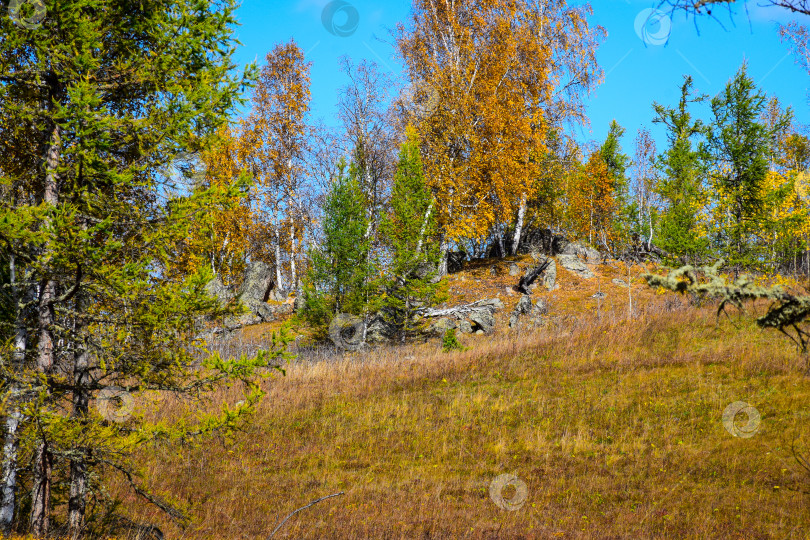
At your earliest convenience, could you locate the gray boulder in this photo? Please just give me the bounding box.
[224,311,262,331]
[509,263,520,276]
[366,311,398,344]
[557,254,595,279]
[561,242,601,264]
[515,294,533,315]
[293,294,305,313]
[239,261,275,303]
[205,276,232,307]
[457,320,473,334]
[429,317,457,336]
[534,299,548,315]
[543,259,557,290]
[476,298,505,310]
[250,302,277,322]
[469,310,495,333]
[268,287,287,303]
[508,294,533,328]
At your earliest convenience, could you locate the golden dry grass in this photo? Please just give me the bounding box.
[78,258,810,538]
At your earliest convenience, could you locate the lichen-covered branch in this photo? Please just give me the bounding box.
[644,261,810,356]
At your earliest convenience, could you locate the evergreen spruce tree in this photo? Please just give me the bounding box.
[303,158,374,329]
[598,120,632,249]
[379,126,445,338]
[708,63,792,269]
[0,1,287,536]
[653,75,711,264]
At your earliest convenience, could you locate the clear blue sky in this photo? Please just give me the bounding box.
[232,0,810,152]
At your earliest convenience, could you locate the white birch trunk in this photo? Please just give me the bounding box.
[274,215,284,291]
[290,221,297,289]
[1,255,25,534]
[415,199,434,256]
[512,195,527,255]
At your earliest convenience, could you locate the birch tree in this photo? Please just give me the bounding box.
[396,0,604,257]
[242,40,312,291]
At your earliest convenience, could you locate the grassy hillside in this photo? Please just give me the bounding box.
[107,256,810,539]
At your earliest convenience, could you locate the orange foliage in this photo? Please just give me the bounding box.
[397,0,604,244]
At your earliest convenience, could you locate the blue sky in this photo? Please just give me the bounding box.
[232,0,810,152]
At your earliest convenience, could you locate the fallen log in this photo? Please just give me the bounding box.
[516,259,551,295]
[417,298,504,319]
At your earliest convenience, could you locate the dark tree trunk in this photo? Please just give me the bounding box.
[31,124,61,537]
[68,339,90,537]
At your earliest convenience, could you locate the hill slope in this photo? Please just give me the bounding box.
[112,256,810,539]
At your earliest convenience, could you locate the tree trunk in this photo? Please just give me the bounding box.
[438,235,449,277]
[289,221,297,290]
[31,123,61,537]
[30,442,52,537]
[68,333,90,538]
[512,195,526,256]
[415,199,434,256]
[1,255,26,534]
[274,216,284,291]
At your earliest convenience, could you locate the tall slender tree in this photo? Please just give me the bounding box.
[242,40,312,291]
[708,63,792,268]
[379,126,445,338]
[302,158,375,327]
[653,75,711,264]
[0,1,287,536]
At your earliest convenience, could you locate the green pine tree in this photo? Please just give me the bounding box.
[598,120,632,249]
[0,1,290,536]
[379,126,446,339]
[708,62,792,269]
[303,157,375,330]
[653,75,711,265]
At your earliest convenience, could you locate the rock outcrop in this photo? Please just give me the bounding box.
[446,251,466,274]
[421,298,503,335]
[365,310,399,344]
[557,254,595,279]
[508,294,533,328]
[239,261,275,303]
[206,261,292,331]
[509,295,550,328]
[561,242,601,264]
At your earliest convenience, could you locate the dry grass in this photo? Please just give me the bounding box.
[54,257,810,538]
